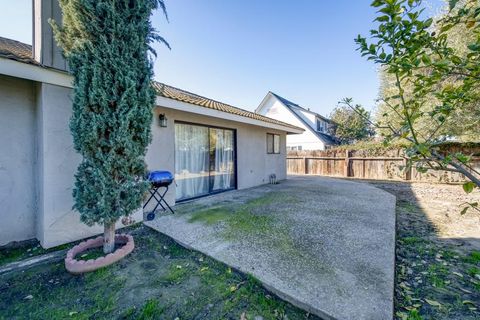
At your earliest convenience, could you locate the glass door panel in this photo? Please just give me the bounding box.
[174,123,210,200]
[210,128,235,192]
[175,123,236,201]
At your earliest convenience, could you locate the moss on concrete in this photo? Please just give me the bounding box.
[188,192,299,255]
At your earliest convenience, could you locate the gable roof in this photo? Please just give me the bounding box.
[0,36,303,133]
[262,92,337,146]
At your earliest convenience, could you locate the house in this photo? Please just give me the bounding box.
[0,0,303,248]
[256,92,337,151]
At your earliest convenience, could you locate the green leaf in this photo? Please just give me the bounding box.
[449,0,459,10]
[467,43,480,52]
[421,54,431,65]
[425,299,442,307]
[463,182,476,194]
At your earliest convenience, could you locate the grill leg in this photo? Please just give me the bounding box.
[158,186,174,214]
[143,185,174,217]
[143,188,157,209]
[150,187,167,213]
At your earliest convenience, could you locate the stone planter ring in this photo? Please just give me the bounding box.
[65,234,134,274]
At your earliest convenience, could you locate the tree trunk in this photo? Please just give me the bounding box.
[103,222,116,254]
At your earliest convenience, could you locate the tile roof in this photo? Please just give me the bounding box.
[0,36,38,65]
[269,92,338,146]
[0,36,303,132]
[152,82,303,131]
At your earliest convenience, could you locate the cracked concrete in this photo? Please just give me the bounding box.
[145,176,396,320]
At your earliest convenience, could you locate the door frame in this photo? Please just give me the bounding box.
[174,120,238,202]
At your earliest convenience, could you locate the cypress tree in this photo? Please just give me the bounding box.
[51,0,169,253]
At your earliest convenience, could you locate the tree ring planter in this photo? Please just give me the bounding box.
[65,234,134,274]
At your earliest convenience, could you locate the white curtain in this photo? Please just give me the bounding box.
[211,129,234,191]
[175,124,235,200]
[175,124,209,200]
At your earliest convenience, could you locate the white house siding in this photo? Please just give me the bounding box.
[258,95,326,150]
[0,75,37,245]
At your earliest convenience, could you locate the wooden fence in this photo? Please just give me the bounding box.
[287,148,480,184]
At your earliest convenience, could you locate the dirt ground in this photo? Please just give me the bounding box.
[368,180,480,250]
[363,180,480,320]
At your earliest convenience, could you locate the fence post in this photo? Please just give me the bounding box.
[344,150,350,177]
[403,158,412,181]
[304,157,308,175]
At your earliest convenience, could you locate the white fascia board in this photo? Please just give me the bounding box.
[0,57,73,88]
[156,96,304,134]
[254,92,273,114]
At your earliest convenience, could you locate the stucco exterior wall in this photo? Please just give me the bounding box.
[146,107,287,208]
[35,83,144,248]
[0,75,37,245]
[1,79,288,248]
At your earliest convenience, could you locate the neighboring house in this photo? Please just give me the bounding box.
[0,0,303,248]
[256,92,337,151]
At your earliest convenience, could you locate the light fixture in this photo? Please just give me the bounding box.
[158,113,167,127]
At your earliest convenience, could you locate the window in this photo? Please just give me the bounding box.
[316,118,323,132]
[267,133,280,154]
[175,123,236,201]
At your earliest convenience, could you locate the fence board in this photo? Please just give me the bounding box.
[287,149,480,184]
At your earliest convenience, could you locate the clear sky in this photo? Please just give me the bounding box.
[0,0,443,116]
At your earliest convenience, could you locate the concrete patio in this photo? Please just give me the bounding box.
[145,176,396,320]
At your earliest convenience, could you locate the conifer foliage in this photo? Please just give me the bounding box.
[51,0,168,253]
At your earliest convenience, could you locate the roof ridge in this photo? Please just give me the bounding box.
[270,91,330,121]
[0,36,32,48]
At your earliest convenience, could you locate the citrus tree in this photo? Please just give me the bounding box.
[350,0,479,208]
[51,0,169,253]
[329,104,374,144]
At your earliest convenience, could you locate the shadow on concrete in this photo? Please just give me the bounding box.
[356,178,480,320]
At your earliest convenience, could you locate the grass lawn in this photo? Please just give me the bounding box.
[0,225,317,320]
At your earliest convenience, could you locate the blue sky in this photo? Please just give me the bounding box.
[1,0,443,116]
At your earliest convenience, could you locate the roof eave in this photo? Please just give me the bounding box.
[156,95,304,134]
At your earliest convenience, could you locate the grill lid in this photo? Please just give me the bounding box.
[147,171,174,187]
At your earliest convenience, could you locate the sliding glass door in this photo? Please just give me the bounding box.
[175,123,236,201]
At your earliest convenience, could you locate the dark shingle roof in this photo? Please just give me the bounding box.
[152,82,303,131]
[0,36,303,132]
[270,92,331,123]
[0,37,38,65]
[269,92,338,145]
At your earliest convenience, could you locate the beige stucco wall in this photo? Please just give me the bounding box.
[1,78,288,248]
[0,75,37,245]
[145,107,287,208]
[34,83,143,248]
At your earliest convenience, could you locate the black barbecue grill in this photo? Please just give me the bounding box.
[144,171,174,220]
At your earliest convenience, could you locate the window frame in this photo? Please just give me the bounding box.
[266,133,281,154]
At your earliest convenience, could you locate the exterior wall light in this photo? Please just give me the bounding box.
[158,113,167,127]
